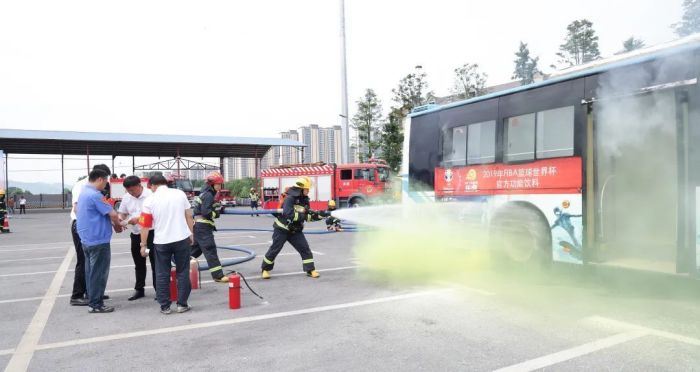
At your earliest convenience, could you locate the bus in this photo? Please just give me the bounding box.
[403,35,700,277]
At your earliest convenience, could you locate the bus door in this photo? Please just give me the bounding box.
[591,89,687,274]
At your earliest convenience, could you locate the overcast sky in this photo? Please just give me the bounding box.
[0,0,684,186]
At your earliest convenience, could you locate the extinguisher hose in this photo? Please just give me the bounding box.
[227,270,264,300]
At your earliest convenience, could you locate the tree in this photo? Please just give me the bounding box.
[223,177,258,198]
[391,66,435,115]
[351,89,383,162]
[379,109,405,172]
[554,19,601,68]
[512,42,541,85]
[674,0,700,36]
[620,37,645,53]
[452,63,488,99]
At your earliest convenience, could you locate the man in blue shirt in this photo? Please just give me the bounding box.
[77,169,124,313]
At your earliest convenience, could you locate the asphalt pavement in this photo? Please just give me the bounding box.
[0,210,699,371]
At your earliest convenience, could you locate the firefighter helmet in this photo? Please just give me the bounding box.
[328,200,336,209]
[0,189,4,196]
[206,171,224,185]
[294,176,311,189]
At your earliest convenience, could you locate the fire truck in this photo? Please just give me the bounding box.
[261,159,392,210]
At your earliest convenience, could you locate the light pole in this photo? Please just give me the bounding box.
[339,0,349,164]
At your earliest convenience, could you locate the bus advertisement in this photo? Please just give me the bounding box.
[403,35,700,277]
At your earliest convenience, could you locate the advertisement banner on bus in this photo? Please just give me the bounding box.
[435,157,582,197]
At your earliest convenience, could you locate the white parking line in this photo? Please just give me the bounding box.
[585,315,700,347]
[0,266,360,305]
[4,246,75,372]
[31,289,448,353]
[0,251,131,264]
[493,331,647,372]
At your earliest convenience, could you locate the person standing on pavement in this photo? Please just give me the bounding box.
[249,187,260,217]
[69,164,112,306]
[0,190,7,230]
[7,196,14,215]
[76,169,124,313]
[18,195,26,214]
[191,171,228,283]
[118,176,155,301]
[261,176,323,280]
[139,174,194,315]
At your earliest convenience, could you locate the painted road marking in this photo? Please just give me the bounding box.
[0,266,360,305]
[0,251,131,263]
[585,315,700,347]
[32,290,449,352]
[493,331,647,372]
[4,246,75,372]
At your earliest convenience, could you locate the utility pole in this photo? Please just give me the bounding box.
[339,0,349,164]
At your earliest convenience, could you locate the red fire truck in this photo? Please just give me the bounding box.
[261,159,392,210]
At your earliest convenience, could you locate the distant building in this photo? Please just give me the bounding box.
[223,157,257,180]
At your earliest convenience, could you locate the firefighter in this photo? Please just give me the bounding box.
[0,189,7,233]
[249,187,260,217]
[325,200,342,231]
[191,171,229,283]
[261,177,323,279]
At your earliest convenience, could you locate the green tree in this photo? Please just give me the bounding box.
[621,37,645,53]
[224,177,258,199]
[674,0,700,36]
[391,66,435,115]
[379,109,405,172]
[7,187,26,197]
[352,89,383,162]
[452,63,488,99]
[554,19,601,68]
[512,42,541,85]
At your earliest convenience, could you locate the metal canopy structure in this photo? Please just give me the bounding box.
[0,128,306,208]
[0,129,305,158]
[134,157,220,172]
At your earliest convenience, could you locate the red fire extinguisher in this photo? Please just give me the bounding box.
[228,273,241,309]
[169,267,178,302]
[190,258,200,290]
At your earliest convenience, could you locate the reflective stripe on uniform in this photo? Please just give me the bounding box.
[263,257,274,264]
[293,211,299,222]
[194,196,202,205]
[209,266,222,272]
[302,259,314,264]
[195,218,215,226]
[275,219,289,230]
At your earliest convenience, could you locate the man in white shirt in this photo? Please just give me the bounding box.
[139,174,194,315]
[118,175,154,301]
[69,164,111,306]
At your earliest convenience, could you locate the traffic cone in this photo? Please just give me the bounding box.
[2,216,9,233]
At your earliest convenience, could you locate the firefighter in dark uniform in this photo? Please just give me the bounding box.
[261,177,323,279]
[191,171,229,283]
[0,189,7,233]
[325,200,342,231]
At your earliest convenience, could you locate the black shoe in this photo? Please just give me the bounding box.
[160,306,172,315]
[88,305,115,313]
[128,290,145,301]
[102,295,110,300]
[70,297,89,306]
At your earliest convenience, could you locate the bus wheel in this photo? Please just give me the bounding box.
[349,197,364,208]
[489,203,551,267]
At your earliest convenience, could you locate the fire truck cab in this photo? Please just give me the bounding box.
[261,159,391,210]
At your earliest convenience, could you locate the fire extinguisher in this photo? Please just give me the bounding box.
[228,273,241,310]
[190,258,200,290]
[169,267,177,301]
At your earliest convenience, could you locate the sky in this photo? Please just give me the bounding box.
[0,0,684,187]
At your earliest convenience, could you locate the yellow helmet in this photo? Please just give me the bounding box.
[328,200,336,208]
[0,189,4,196]
[294,176,311,189]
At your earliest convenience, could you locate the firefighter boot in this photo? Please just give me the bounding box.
[214,276,229,283]
[307,270,320,278]
[261,270,271,279]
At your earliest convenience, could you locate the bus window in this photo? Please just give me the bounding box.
[536,106,574,159]
[340,169,352,180]
[442,125,467,166]
[467,120,496,164]
[505,113,536,162]
[354,168,374,181]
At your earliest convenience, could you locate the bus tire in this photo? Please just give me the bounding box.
[489,202,551,268]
